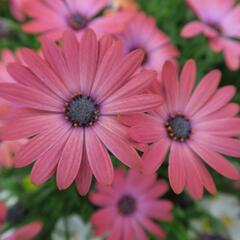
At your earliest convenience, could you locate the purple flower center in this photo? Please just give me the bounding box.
[165,114,192,142]
[117,195,136,215]
[129,46,149,65]
[207,21,222,34]
[64,95,99,127]
[67,12,89,31]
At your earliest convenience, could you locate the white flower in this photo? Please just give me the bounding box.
[51,214,102,240]
[194,193,240,240]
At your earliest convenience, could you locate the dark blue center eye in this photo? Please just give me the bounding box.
[165,114,192,142]
[64,95,99,127]
[67,13,88,31]
[117,195,136,215]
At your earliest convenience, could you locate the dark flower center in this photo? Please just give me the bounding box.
[117,195,136,215]
[64,95,99,127]
[207,21,222,34]
[67,12,89,31]
[165,114,192,142]
[129,46,148,65]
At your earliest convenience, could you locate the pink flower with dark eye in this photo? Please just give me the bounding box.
[22,0,134,41]
[118,12,179,74]
[123,60,240,199]
[181,0,240,71]
[90,168,173,240]
[0,29,162,195]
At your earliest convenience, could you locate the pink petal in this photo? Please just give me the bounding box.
[42,38,76,94]
[30,134,68,185]
[20,48,69,99]
[185,70,221,115]
[129,122,165,144]
[189,141,240,180]
[168,142,186,194]
[85,128,113,185]
[137,215,165,238]
[107,217,123,240]
[15,122,70,168]
[94,50,144,103]
[94,120,142,170]
[102,94,162,115]
[182,145,204,199]
[79,29,98,95]
[75,147,93,196]
[7,63,59,100]
[89,191,113,207]
[98,34,117,63]
[57,129,84,189]
[106,70,157,102]
[194,118,240,136]
[91,208,116,236]
[194,86,236,119]
[194,133,240,158]
[179,59,196,109]
[61,30,81,92]
[0,83,61,111]
[131,219,148,240]
[193,156,217,195]
[162,61,179,112]
[142,200,173,221]
[142,138,169,174]
[0,114,59,140]
[142,180,169,200]
[123,218,134,240]
[91,41,124,99]
[181,21,218,38]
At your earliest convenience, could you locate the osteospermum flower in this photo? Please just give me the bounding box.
[22,0,133,41]
[0,29,162,195]
[124,60,240,199]
[181,0,240,71]
[118,12,179,74]
[90,168,173,240]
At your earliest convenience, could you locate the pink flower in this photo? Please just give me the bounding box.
[10,0,30,21]
[0,29,162,195]
[90,168,173,240]
[22,0,134,41]
[181,0,240,71]
[124,60,240,199]
[2,222,42,240]
[118,12,179,74]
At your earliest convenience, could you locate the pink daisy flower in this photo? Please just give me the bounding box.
[90,168,173,240]
[0,29,162,195]
[181,0,240,71]
[22,0,133,41]
[10,0,30,21]
[123,60,240,199]
[118,12,179,74]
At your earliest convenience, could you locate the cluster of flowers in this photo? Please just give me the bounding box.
[0,0,239,239]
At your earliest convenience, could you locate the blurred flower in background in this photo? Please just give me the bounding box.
[181,0,240,71]
[191,193,240,240]
[90,168,173,239]
[21,0,134,41]
[52,214,102,240]
[10,0,29,21]
[107,0,139,12]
